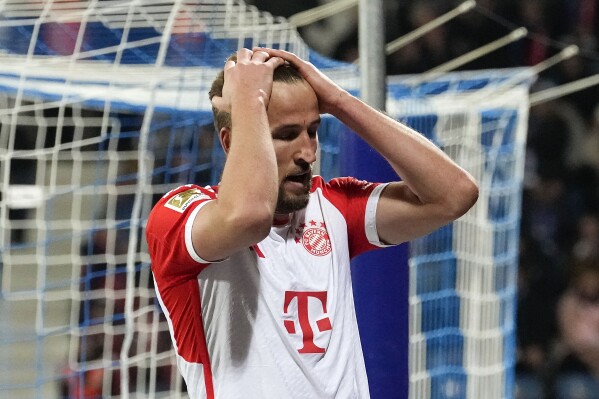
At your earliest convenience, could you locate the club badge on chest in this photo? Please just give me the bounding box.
[294,220,331,257]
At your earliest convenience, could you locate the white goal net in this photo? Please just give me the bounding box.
[0,1,532,398]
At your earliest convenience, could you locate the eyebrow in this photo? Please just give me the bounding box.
[272,118,321,134]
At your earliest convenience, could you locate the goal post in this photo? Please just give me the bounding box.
[0,1,532,398]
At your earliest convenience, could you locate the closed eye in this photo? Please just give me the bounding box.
[272,127,301,141]
[272,118,320,141]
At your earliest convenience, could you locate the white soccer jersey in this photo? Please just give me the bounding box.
[146,176,392,399]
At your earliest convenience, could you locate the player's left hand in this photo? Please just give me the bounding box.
[253,47,349,116]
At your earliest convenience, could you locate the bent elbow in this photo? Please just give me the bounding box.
[463,178,479,212]
[446,174,479,219]
[226,206,273,243]
[246,215,274,243]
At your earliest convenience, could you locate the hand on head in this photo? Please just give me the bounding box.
[252,47,347,115]
[210,48,285,113]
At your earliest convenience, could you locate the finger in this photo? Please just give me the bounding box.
[253,46,283,56]
[265,56,285,68]
[251,50,270,62]
[253,47,299,64]
[224,59,236,71]
[211,95,228,111]
[236,48,253,62]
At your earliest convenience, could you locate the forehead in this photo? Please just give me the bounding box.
[267,81,319,126]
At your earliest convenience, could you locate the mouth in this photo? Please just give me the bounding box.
[276,168,312,213]
[284,170,312,189]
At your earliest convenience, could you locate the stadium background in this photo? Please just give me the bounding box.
[0,0,597,398]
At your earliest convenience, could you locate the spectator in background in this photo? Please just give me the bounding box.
[548,49,599,124]
[572,214,599,262]
[520,174,579,261]
[581,105,599,182]
[39,0,85,57]
[522,82,591,261]
[526,97,573,183]
[516,235,566,399]
[450,0,517,70]
[386,1,458,75]
[559,0,598,52]
[510,0,559,66]
[550,256,599,399]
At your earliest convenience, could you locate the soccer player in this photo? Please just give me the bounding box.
[146,48,478,398]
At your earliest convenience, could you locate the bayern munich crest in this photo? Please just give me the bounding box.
[294,220,331,256]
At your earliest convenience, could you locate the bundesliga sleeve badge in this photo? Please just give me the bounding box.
[164,188,211,213]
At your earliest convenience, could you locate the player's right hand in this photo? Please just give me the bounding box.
[211,48,285,114]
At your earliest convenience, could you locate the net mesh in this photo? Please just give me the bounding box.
[0,1,531,398]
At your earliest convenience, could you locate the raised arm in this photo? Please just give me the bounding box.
[192,49,284,262]
[256,47,478,244]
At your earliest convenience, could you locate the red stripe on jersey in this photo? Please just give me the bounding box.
[251,244,265,258]
[157,278,215,398]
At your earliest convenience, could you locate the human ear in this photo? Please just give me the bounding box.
[219,127,231,154]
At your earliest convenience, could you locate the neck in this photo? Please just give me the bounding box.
[273,213,292,226]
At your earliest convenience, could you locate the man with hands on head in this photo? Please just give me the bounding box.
[146,48,478,399]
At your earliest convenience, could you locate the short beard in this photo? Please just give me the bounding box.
[275,177,312,214]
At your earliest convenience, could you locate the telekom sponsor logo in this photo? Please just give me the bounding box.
[283,291,332,354]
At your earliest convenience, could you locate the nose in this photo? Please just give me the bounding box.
[295,131,317,165]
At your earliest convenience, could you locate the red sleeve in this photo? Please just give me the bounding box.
[146,184,217,288]
[320,177,386,259]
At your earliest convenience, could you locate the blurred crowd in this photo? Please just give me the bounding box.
[249,0,599,398]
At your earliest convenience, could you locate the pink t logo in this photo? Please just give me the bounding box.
[283,291,332,354]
